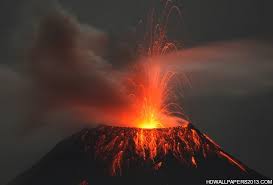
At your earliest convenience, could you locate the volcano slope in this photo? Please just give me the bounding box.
[8,123,266,185]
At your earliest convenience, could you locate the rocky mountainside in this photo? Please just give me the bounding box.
[8,124,266,185]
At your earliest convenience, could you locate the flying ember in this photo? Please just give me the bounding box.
[88,2,200,175]
[120,2,187,129]
[90,2,193,174]
[122,61,188,129]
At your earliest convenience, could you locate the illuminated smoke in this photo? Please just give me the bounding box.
[27,3,188,129]
[27,11,132,127]
[3,2,273,131]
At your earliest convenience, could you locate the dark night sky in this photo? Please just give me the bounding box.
[0,0,273,184]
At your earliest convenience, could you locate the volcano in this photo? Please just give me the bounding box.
[8,123,266,185]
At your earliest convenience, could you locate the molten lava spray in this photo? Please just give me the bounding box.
[81,3,247,176]
[121,61,187,129]
[88,2,253,177]
[8,3,263,183]
[86,2,198,175]
[117,2,188,129]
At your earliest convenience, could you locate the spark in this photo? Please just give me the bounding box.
[83,1,248,176]
[119,1,187,129]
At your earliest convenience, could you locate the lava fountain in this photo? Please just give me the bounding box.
[121,61,188,129]
[118,2,187,129]
[83,3,247,177]
[88,3,193,174]
[8,3,267,185]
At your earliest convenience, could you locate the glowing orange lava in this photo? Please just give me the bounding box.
[81,125,247,176]
[81,2,249,177]
[118,1,187,129]
[92,125,207,175]
[121,61,187,129]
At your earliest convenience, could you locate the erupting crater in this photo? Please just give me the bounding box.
[9,123,266,185]
[81,123,248,176]
[8,3,268,185]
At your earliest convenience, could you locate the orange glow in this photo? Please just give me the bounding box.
[80,2,249,176]
[204,134,247,172]
[191,156,197,167]
[93,125,210,175]
[88,125,248,175]
[78,1,187,129]
[118,2,187,129]
[121,61,188,129]
[91,2,193,175]
[219,151,247,172]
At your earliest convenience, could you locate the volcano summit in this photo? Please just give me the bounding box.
[9,123,265,185]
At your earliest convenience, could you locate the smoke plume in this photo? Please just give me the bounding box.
[26,11,134,127]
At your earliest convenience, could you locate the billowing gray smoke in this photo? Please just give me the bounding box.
[1,3,273,184]
[27,11,132,128]
[0,8,134,184]
[1,7,273,132]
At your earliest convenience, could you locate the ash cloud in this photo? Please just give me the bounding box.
[162,40,273,97]
[2,7,273,130]
[0,5,134,183]
[1,2,273,183]
[0,2,138,140]
[27,11,132,128]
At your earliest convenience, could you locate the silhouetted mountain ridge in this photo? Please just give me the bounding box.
[8,124,266,185]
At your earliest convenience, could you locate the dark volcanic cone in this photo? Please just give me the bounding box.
[9,124,266,185]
